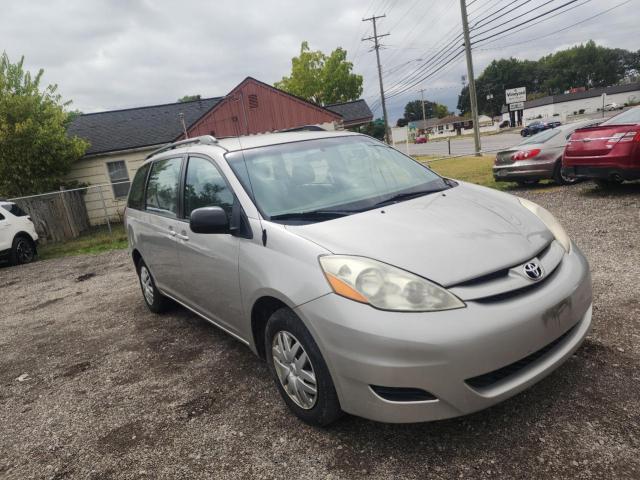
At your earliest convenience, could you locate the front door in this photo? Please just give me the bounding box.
[140,156,183,297]
[174,155,244,336]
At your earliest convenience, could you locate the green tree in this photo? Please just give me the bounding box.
[0,53,87,197]
[275,41,363,105]
[402,99,450,123]
[361,118,386,140]
[178,94,201,102]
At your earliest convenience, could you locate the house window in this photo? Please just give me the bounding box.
[106,160,131,198]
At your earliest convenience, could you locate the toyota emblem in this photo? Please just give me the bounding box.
[523,262,543,280]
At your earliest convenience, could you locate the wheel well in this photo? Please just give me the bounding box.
[14,232,36,247]
[251,296,289,359]
[132,249,142,272]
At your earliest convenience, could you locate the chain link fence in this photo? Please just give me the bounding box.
[8,181,130,244]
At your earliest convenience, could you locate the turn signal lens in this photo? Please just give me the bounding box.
[319,255,465,312]
[511,148,541,161]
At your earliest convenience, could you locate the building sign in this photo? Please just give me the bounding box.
[505,87,526,104]
[509,102,524,111]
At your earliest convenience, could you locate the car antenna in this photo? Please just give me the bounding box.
[229,92,267,246]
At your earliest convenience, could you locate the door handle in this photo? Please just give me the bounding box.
[168,227,176,237]
[176,232,189,241]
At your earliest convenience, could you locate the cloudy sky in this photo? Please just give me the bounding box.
[2,0,637,122]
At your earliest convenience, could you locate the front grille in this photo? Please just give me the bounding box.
[465,322,578,390]
[370,385,437,402]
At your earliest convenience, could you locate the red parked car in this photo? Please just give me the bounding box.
[563,107,640,186]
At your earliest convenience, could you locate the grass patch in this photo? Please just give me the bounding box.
[38,223,128,260]
[416,155,510,190]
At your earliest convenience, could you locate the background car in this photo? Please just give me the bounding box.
[604,103,623,111]
[563,106,640,186]
[521,119,561,137]
[494,119,602,186]
[415,135,427,144]
[0,201,38,265]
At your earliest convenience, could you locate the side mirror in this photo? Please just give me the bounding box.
[189,206,229,234]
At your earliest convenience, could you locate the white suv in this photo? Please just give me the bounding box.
[0,201,38,265]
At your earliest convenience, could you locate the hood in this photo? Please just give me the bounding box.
[285,183,553,287]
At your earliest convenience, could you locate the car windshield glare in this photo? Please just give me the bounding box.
[602,107,640,125]
[225,136,448,220]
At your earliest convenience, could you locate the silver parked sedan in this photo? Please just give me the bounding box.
[125,131,592,426]
[494,119,602,186]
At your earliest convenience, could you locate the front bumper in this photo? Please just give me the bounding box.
[296,245,592,423]
[493,159,556,181]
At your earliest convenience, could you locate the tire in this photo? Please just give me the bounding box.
[9,235,37,265]
[265,308,342,427]
[136,259,170,313]
[516,179,540,187]
[553,160,578,185]
[595,178,623,188]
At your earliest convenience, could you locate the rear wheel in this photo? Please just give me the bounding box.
[516,179,539,187]
[137,259,170,313]
[265,308,342,426]
[595,177,623,188]
[553,161,578,185]
[10,235,36,265]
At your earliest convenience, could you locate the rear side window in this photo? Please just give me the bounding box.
[1,203,27,217]
[145,158,182,216]
[127,163,151,210]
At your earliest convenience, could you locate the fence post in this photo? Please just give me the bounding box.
[59,186,78,238]
[447,137,451,156]
[97,185,112,234]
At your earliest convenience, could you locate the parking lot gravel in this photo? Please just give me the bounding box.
[1,181,638,479]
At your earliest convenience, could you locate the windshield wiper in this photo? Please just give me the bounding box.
[371,187,448,208]
[269,209,354,221]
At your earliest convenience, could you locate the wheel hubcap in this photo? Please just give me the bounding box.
[16,240,33,263]
[271,331,317,409]
[140,266,154,305]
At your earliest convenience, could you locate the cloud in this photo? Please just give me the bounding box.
[1,0,636,120]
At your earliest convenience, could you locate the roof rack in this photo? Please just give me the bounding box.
[280,125,326,133]
[146,135,219,159]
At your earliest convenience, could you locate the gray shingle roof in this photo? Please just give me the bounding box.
[524,83,640,109]
[67,97,221,155]
[325,99,373,126]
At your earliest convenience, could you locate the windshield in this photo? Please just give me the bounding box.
[226,136,449,221]
[602,107,640,126]
[519,128,560,145]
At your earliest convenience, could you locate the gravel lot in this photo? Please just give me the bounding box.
[1,181,639,479]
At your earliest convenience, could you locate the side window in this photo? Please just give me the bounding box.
[0,212,4,221]
[2,203,27,216]
[184,157,234,219]
[106,160,131,198]
[127,163,151,210]
[145,158,182,217]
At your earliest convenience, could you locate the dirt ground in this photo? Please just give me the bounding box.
[1,182,639,479]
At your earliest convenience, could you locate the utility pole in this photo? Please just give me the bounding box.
[362,15,391,143]
[419,88,427,123]
[459,0,481,156]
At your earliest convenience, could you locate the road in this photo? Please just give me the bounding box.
[1,182,639,479]
[405,132,522,157]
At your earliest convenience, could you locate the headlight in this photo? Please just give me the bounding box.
[319,255,465,312]
[519,197,571,252]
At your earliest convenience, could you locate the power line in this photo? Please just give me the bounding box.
[470,0,536,30]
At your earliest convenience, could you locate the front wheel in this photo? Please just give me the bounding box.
[265,308,342,426]
[10,236,36,265]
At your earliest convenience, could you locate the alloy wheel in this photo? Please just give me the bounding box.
[139,266,154,305]
[271,331,318,409]
[16,239,34,263]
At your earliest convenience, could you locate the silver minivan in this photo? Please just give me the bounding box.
[125,131,592,426]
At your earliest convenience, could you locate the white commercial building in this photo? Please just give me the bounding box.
[521,83,640,126]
